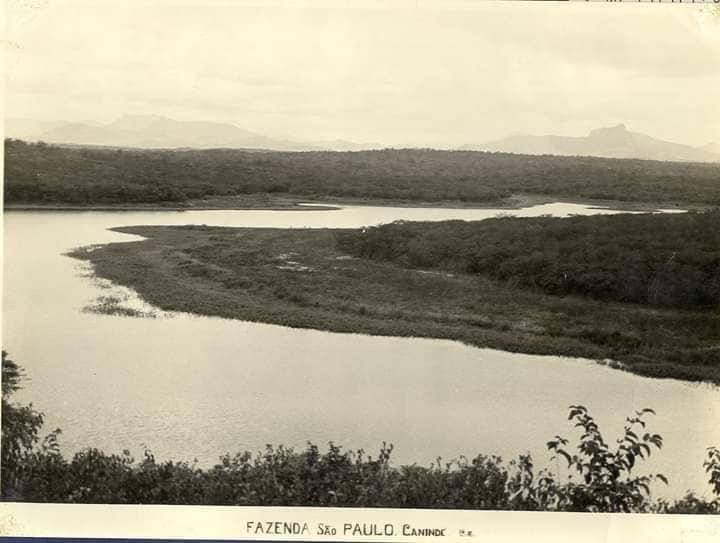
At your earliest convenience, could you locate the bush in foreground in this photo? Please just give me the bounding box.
[2,352,718,512]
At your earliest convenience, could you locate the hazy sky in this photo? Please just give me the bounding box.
[4,0,720,147]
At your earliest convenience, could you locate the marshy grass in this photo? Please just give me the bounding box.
[83,295,158,318]
[68,221,720,384]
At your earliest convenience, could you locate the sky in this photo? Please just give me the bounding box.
[4,0,720,147]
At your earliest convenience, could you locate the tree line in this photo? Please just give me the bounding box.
[336,211,720,309]
[5,139,720,206]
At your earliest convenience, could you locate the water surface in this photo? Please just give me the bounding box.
[3,203,717,500]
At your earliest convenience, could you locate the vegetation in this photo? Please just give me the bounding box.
[337,211,720,308]
[70,215,720,383]
[1,351,49,493]
[5,139,720,207]
[2,353,718,511]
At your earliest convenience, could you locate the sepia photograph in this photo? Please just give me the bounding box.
[1,0,720,539]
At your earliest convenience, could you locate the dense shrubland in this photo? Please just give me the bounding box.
[337,211,720,309]
[2,352,718,512]
[5,139,720,206]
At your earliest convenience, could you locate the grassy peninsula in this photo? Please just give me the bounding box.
[71,211,720,384]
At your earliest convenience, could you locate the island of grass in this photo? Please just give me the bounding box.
[70,211,720,384]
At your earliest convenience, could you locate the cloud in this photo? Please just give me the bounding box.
[4,1,719,145]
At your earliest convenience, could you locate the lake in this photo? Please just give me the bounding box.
[3,202,717,500]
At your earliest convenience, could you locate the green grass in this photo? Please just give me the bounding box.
[69,222,720,384]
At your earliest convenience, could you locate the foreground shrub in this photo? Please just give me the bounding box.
[2,353,718,512]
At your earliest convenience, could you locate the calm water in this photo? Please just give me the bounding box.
[2,203,717,500]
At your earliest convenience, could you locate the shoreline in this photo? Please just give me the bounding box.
[69,222,720,385]
[3,193,699,213]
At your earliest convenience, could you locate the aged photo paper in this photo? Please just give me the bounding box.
[1,0,720,541]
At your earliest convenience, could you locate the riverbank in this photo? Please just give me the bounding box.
[5,350,716,510]
[70,223,720,384]
[3,194,335,212]
[4,192,697,213]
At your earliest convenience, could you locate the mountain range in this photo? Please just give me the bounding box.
[4,115,380,152]
[5,116,719,162]
[461,124,719,163]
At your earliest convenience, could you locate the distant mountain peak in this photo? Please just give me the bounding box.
[464,124,718,163]
[588,124,630,138]
[6,114,378,152]
[109,114,179,132]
